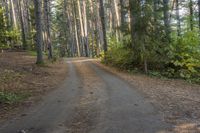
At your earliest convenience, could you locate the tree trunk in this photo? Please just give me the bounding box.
[198,0,200,30]
[73,0,81,57]
[34,0,44,64]
[82,0,89,57]
[17,0,27,49]
[189,0,193,31]
[113,0,120,41]
[163,0,171,41]
[88,0,95,57]
[129,0,140,47]
[93,0,101,56]
[10,0,17,29]
[44,0,53,59]
[153,0,158,22]
[99,0,107,52]
[120,0,126,33]
[176,0,181,36]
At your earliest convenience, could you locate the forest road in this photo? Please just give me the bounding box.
[0,58,171,133]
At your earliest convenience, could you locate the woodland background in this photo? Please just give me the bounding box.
[0,0,200,83]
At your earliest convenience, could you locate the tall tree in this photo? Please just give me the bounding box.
[113,0,121,41]
[129,0,140,47]
[82,0,89,56]
[175,0,181,36]
[73,0,81,57]
[17,0,27,49]
[120,0,126,33]
[198,0,200,30]
[189,0,194,31]
[163,0,171,41]
[10,0,17,29]
[44,0,53,59]
[34,0,43,64]
[99,0,107,52]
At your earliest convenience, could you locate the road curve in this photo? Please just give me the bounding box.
[0,58,171,133]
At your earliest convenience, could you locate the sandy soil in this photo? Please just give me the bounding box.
[0,52,67,121]
[94,61,200,132]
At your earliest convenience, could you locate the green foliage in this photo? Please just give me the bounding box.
[0,6,7,48]
[103,36,136,70]
[6,29,21,44]
[166,31,200,80]
[104,30,200,84]
[28,51,37,56]
[104,47,135,70]
[0,91,29,104]
[0,6,20,49]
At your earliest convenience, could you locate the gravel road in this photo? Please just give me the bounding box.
[0,58,171,133]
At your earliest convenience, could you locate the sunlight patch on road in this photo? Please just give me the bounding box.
[66,58,99,64]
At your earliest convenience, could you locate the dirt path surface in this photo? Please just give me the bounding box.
[0,52,67,120]
[95,61,200,132]
[1,58,174,133]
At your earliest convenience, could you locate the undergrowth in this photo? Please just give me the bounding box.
[103,32,200,84]
[0,91,29,104]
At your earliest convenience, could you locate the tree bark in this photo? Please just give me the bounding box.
[44,0,53,59]
[198,0,200,30]
[99,0,108,52]
[120,0,126,33]
[73,0,81,57]
[34,0,44,64]
[189,0,194,31]
[10,0,17,29]
[163,0,171,41]
[176,0,181,36]
[17,0,27,49]
[129,0,140,47]
[82,0,89,57]
[112,0,120,41]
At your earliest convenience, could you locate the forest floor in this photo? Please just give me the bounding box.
[0,52,67,121]
[95,61,200,132]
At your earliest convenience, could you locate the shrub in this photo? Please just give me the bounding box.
[167,31,200,79]
[103,47,136,70]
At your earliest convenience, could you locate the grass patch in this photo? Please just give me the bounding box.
[36,61,49,67]
[0,91,30,104]
[27,51,37,56]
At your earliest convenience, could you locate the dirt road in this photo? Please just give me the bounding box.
[0,58,171,133]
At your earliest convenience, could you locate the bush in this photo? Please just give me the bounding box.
[103,32,200,84]
[167,31,200,79]
[103,35,134,70]
[103,47,136,70]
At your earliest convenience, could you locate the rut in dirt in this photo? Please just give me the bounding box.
[0,58,171,133]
